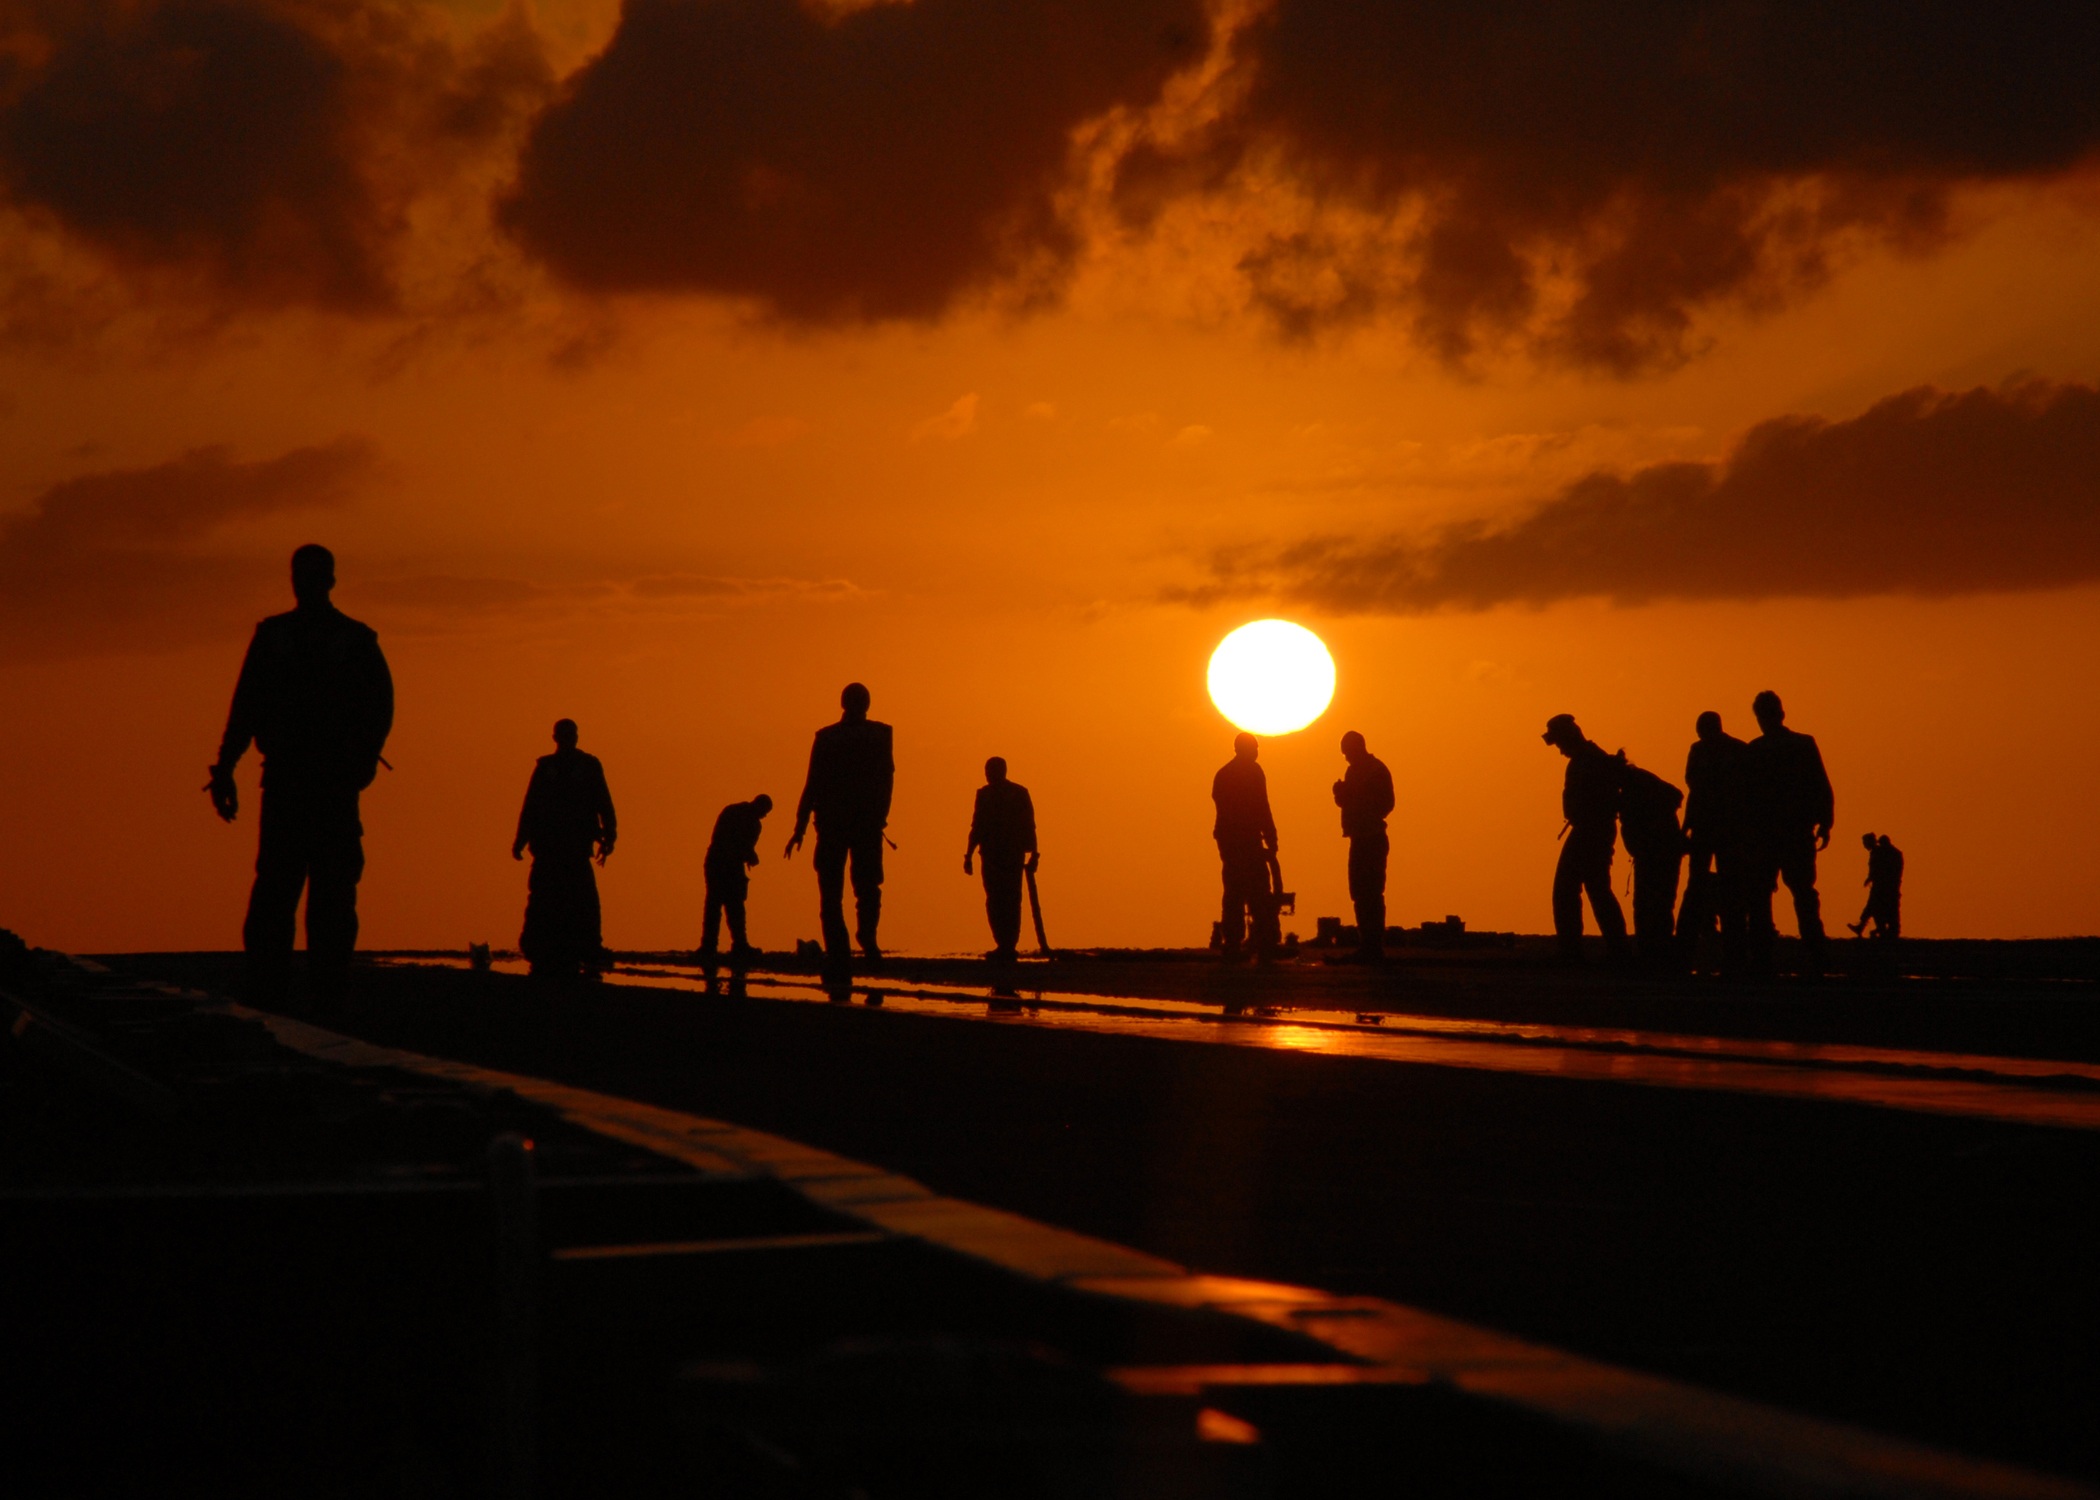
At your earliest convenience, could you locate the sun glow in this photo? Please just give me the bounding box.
[1207,620,1336,735]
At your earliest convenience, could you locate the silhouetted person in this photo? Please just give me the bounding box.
[512,719,617,979]
[1213,732,1281,960]
[1676,711,1751,975]
[1332,730,1395,961]
[1542,714,1629,963]
[964,758,1038,963]
[701,794,772,975]
[1743,690,1833,976]
[1850,832,1904,940]
[787,683,894,986]
[207,544,393,1009]
[1618,756,1686,970]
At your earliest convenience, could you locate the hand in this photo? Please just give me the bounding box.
[1815,824,1831,852]
[512,844,525,862]
[1025,851,1039,874]
[784,829,804,859]
[596,834,616,865]
[962,854,973,875]
[205,766,239,822]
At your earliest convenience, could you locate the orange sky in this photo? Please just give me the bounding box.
[3,0,2099,953]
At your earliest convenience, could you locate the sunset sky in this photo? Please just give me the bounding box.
[4,0,2100,955]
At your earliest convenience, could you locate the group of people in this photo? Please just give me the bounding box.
[206,547,1899,1003]
[506,682,1041,988]
[1543,692,1901,977]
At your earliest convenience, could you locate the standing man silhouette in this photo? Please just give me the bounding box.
[1677,711,1750,975]
[1212,732,1280,961]
[1618,756,1686,970]
[1850,832,1904,940]
[1744,690,1834,977]
[700,794,772,976]
[207,544,393,1011]
[787,683,894,987]
[1331,731,1395,962]
[512,719,617,979]
[963,758,1038,964]
[1542,714,1629,963]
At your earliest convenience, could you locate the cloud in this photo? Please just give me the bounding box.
[0,437,376,659]
[909,392,977,443]
[1189,380,2100,611]
[359,570,863,628]
[499,0,1209,319]
[1124,1,2100,368]
[0,0,551,312]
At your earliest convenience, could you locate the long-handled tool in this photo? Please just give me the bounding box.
[1025,864,1053,957]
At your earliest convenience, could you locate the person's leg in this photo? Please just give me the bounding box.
[724,897,749,955]
[813,835,851,979]
[1677,845,1715,966]
[1743,851,1780,977]
[700,888,724,962]
[302,787,366,1003]
[1551,838,1587,957]
[1782,840,1826,971]
[849,831,885,957]
[243,783,312,1006]
[1349,832,1388,956]
[984,858,1023,956]
[1217,840,1249,952]
[1582,844,1630,957]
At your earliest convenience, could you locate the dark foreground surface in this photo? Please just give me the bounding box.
[106,944,2100,1486]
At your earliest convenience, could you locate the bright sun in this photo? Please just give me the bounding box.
[1207,620,1336,735]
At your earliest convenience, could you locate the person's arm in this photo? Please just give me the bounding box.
[587,760,616,862]
[1374,762,1395,820]
[743,809,764,868]
[207,628,266,820]
[964,789,982,874]
[356,633,394,789]
[787,737,821,856]
[1021,787,1039,871]
[1257,768,1278,850]
[875,725,895,828]
[513,765,542,860]
[1809,741,1834,849]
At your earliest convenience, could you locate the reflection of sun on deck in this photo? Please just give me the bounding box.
[378,948,2100,1132]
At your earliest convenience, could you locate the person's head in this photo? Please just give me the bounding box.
[1878,834,1893,849]
[1752,690,1785,731]
[1861,831,1877,850]
[1542,713,1582,756]
[1340,730,1367,762]
[1233,731,1258,761]
[753,793,774,816]
[553,718,578,749]
[1695,710,1723,741]
[984,756,1008,783]
[291,544,335,607]
[840,682,871,719]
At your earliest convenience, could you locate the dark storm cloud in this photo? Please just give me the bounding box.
[498,0,1208,320]
[0,1,550,311]
[1145,1,2100,367]
[0,438,376,659]
[1193,381,2100,611]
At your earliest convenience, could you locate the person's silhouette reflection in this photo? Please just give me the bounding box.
[964,758,1037,964]
[512,719,617,979]
[786,683,894,989]
[207,545,393,1011]
[1676,711,1751,976]
[1213,733,1280,961]
[701,794,771,978]
[1743,691,1833,977]
[1542,714,1629,963]
[1331,731,1395,963]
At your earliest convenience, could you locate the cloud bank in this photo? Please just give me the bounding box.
[499,0,1208,320]
[1193,381,2100,611]
[0,438,376,659]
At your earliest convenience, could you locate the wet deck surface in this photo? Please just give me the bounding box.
[107,948,2100,1485]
